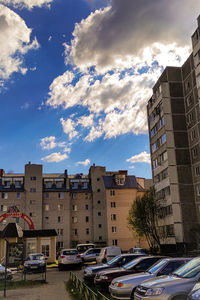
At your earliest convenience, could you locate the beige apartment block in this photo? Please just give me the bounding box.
[0,163,151,252]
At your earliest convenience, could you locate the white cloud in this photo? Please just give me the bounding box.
[60,117,78,140]
[64,147,71,153]
[40,136,56,150]
[41,152,68,163]
[40,136,68,150]
[46,0,198,142]
[0,0,53,9]
[48,35,52,41]
[76,159,90,166]
[127,152,151,166]
[77,114,94,128]
[0,4,39,82]
[67,0,199,73]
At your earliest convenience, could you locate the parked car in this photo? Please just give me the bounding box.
[58,249,82,270]
[96,246,121,264]
[24,253,46,273]
[80,248,101,263]
[0,264,13,281]
[95,255,164,290]
[109,257,190,299]
[83,254,143,284]
[188,282,200,299]
[134,256,200,300]
[129,248,148,255]
[76,243,95,254]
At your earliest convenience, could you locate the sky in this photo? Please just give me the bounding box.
[0,0,200,177]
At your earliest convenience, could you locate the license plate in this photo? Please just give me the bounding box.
[31,266,38,269]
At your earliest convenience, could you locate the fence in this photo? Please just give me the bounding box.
[69,272,110,300]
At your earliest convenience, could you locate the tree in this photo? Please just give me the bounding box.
[127,187,161,253]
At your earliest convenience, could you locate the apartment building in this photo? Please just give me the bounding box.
[147,16,200,252]
[0,163,149,251]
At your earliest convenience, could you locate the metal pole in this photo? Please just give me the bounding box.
[4,239,8,297]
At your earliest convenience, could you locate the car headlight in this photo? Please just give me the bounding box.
[100,275,108,280]
[145,288,164,296]
[86,270,93,275]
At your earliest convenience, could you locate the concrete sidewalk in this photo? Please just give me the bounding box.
[0,269,71,300]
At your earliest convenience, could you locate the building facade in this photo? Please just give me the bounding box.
[147,16,200,252]
[0,163,150,252]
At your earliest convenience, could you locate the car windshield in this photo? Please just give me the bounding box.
[123,257,143,270]
[62,250,78,255]
[173,258,200,278]
[107,255,121,265]
[147,259,167,274]
[30,254,44,260]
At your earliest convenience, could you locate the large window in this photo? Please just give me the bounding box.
[41,238,50,257]
[26,238,37,255]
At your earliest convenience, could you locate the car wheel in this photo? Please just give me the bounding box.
[130,288,136,300]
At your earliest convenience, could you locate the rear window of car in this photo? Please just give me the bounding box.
[30,254,44,260]
[62,250,78,255]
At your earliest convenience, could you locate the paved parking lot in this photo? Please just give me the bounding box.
[0,268,80,300]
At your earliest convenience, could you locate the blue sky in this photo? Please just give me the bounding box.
[0,0,199,177]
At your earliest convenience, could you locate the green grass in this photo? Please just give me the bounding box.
[0,280,47,291]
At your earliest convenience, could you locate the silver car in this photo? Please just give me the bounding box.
[109,258,189,300]
[0,264,12,281]
[188,282,200,299]
[134,257,200,300]
[80,248,101,263]
[58,249,82,270]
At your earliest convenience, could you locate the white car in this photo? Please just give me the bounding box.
[0,264,13,281]
[58,249,82,270]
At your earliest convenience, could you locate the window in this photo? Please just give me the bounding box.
[59,192,64,199]
[85,216,89,222]
[30,176,36,181]
[26,238,37,255]
[72,205,78,211]
[45,192,49,199]
[97,189,100,192]
[112,240,118,246]
[85,204,89,210]
[72,217,77,223]
[74,229,78,235]
[110,190,115,196]
[86,228,89,235]
[111,214,116,221]
[85,193,88,199]
[58,216,62,223]
[97,200,101,204]
[83,182,88,189]
[30,188,36,192]
[112,226,117,233]
[185,80,190,91]
[45,204,49,211]
[45,216,49,220]
[192,147,198,158]
[191,129,196,141]
[98,224,102,228]
[99,236,102,240]
[58,204,63,211]
[30,200,36,205]
[97,178,100,181]
[186,95,192,106]
[2,193,8,199]
[29,212,36,217]
[72,183,78,189]
[98,212,101,216]
[197,185,200,196]
[166,225,175,237]
[195,165,200,176]
[111,202,116,208]
[1,205,7,212]
[41,238,50,257]
[72,193,77,199]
